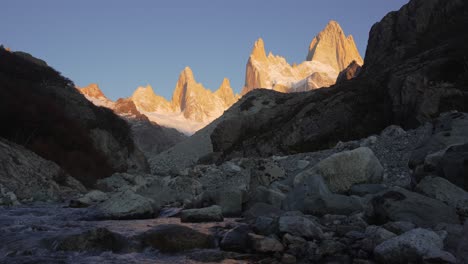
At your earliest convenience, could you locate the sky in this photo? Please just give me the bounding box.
[1,0,408,101]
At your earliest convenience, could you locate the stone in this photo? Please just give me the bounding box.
[0,138,86,203]
[382,221,416,235]
[94,190,155,220]
[370,187,460,227]
[248,233,284,253]
[278,216,323,239]
[56,228,125,252]
[374,228,448,264]
[305,147,384,193]
[70,190,109,208]
[250,186,286,208]
[457,223,468,264]
[336,60,362,84]
[138,224,215,253]
[360,225,397,251]
[437,143,468,191]
[244,203,283,219]
[380,125,406,138]
[316,239,347,258]
[296,160,310,170]
[281,253,297,264]
[220,225,251,253]
[180,205,223,223]
[416,176,468,216]
[253,216,278,236]
[349,184,387,196]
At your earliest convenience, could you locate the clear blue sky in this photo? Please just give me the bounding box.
[1,0,408,101]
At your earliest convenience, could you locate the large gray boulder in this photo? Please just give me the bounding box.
[284,174,363,216]
[370,187,460,227]
[374,228,454,264]
[409,112,468,189]
[248,233,284,253]
[138,224,215,253]
[416,176,468,216]
[94,190,156,220]
[180,205,223,223]
[295,147,383,193]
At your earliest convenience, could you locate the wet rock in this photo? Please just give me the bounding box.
[56,228,126,252]
[456,223,468,264]
[296,147,384,193]
[437,143,468,191]
[374,228,449,264]
[248,233,284,253]
[370,187,460,227]
[180,205,223,223]
[278,215,323,239]
[220,224,251,252]
[138,224,215,253]
[94,190,156,220]
[416,176,468,216]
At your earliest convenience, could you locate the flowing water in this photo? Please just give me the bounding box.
[0,203,248,264]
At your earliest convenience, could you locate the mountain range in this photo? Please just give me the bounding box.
[79,20,363,135]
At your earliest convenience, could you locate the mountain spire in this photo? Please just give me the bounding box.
[250,38,267,61]
[306,20,363,72]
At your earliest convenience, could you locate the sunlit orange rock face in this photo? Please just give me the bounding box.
[242,20,363,95]
[306,20,363,72]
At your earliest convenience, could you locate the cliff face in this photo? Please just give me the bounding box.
[306,21,363,72]
[208,0,468,160]
[242,21,363,95]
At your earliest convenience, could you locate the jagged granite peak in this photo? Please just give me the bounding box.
[77,83,114,108]
[250,38,267,61]
[214,78,237,108]
[242,36,340,95]
[131,85,172,113]
[77,83,107,99]
[306,20,363,72]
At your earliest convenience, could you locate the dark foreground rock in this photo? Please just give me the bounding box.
[138,224,216,253]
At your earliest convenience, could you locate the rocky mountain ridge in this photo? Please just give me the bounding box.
[242,21,363,94]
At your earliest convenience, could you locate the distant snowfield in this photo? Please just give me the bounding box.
[142,110,218,135]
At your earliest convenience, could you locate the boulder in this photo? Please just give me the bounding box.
[409,112,468,186]
[253,216,278,236]
[248,233,284,253]
[297,147,383,193]
[56,228,125,252]
[180,205,223,223]
[437,143,468,191]
[382,221,416,235]
[94,190,155,220]
[220,224,251,252]
[370,187,460,227]
[416,176,468,216]
[278,215,323,239]
[349,184,387,196]
[457,223,468,264]
[250,186,286,208]
[243,203,283,219]
[138,224,215,253]
[360,225,397,252]
[374,228,453,264]
[284,175,364,216]
[69,190,109,208]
